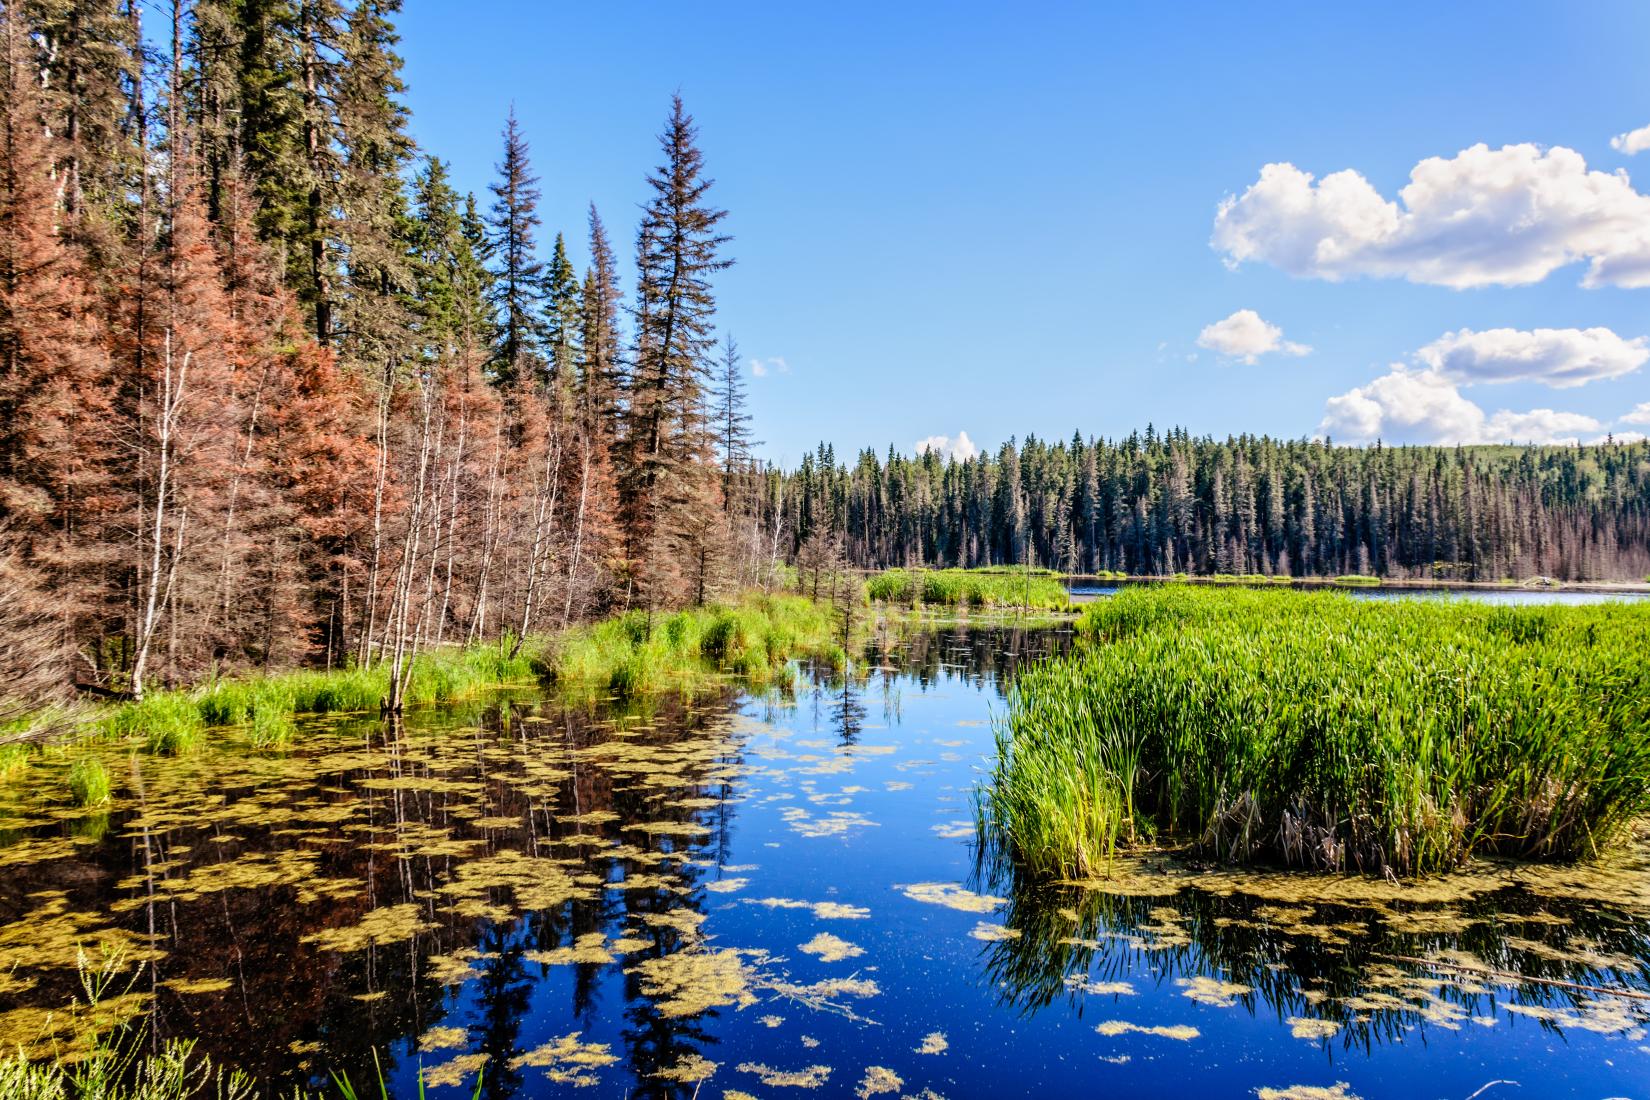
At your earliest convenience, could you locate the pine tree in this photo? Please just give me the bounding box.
[0,12,120,640]
[621,95,732,604]
[542,231,579,383]
[711,332,754,497]
[485,107,544,384]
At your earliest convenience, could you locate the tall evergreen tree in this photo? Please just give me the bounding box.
[485,107,544,383]
[621,95,731,603]
[542,230,579,383]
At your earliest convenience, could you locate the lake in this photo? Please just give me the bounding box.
[2,623,1647,1099]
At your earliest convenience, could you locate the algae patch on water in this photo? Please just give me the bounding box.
[509,1032,619,1085]
[1096,1020,1199,1041]
[800,933,864,962]
[737,1061,831,1088]
[629,948,760,1017]
[896,882,1003,913]
[301,903,431,953]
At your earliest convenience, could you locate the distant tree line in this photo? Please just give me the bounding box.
[769,429,1650,581]
[0,1,767,707]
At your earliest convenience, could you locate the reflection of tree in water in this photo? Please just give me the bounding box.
[861,622,1073,695]
[472,926,531,1100]
[0,684,755,1096]
[973,850,1650,1059]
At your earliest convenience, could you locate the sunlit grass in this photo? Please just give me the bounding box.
[867,567,1070,611]
[981,585,1650,878]
[552,592,842,699]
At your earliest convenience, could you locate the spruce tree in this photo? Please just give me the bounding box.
[621,95,732,603]
[542,231,580,383]
[485,107,545,384]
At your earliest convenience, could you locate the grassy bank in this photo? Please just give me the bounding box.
[980,586,1650,878]
[550,592,844,697]
[1,593,843,801]
[867,567,1070,610]
[97,642,544,756]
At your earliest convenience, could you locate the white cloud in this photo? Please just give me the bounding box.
[914,431,979,462]
[1319,367,1603,445]
[1612,123,1650,156]
[1213,143,1650,289]
[749,357,789,378]
[1414,327,1648,389]
[1195,309,1310,364]
[1623,401,1650,425]
[1595,430,1647,444]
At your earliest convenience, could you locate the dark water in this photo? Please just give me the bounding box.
[2,624,1648,1099]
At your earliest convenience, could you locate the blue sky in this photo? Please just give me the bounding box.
[395,1,1650,464]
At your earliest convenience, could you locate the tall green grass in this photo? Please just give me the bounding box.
[552,592,841,697]
[981,586,1650,878]
[95,643,544,757]
[67,757,112,806]
[867,567,1070,610]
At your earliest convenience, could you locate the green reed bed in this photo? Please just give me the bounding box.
[867,567,1071,611]
[981,586,1650,878]
[87,643,547,759]
[552,592,842,698]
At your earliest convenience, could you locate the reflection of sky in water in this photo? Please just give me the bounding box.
[0,625,1646,1099]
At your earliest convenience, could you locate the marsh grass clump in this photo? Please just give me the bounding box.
[868,568,1069,611]
[553,593,838,698]
[106,694,204,755]
[67,756,112,806]
[0,742,29,781]
[1333,574,1381,586]
[982,586,1650,878]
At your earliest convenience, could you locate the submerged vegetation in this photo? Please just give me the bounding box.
[981,586,1650,878]
[867,568,1070,611]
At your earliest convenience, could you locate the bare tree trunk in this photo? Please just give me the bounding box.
[358,368,393,666]
[132,337,189,701]
[561,431,592,628]
[385,384,436,713]
[510,428,562,660]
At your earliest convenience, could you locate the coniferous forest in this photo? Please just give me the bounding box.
[773,432,1650,580]
[0,0,768,704]
[1,0,1648,715]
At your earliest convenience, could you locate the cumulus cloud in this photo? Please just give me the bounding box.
[749,357,789,378]
[1414,327,1648,389]
[1612,123,1650,156]
[1318,367,1602,445]
[1623,401,1650,426]
[1195,309,1310,364]
[1212,143,1650,288]
[914,431,979,462]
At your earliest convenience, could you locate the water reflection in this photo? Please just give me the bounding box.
[0,623,1646,1099]
[977,850,1650,1058]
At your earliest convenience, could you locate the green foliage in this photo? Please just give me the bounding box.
[0,951,253,1100]
[1334,574,1382,586]
[106,695,204,756]
[867,568,1070,610]
[0,743,29,781]
[983,586,1650,878]
[553,593,837,698]
[67,757,111,806]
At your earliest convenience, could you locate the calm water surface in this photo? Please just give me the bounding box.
[2,624,1648,1099]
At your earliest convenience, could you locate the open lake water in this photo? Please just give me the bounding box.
[2,621,1648,1098]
